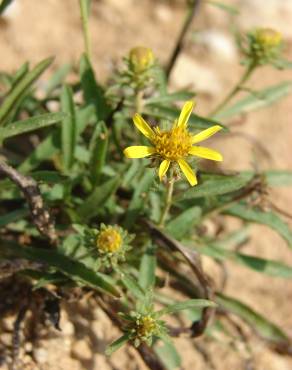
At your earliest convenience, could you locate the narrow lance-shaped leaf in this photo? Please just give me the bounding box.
[124,169,155,229]
[199,244,292,278]
[105,333,131,355]
[225,203,292,248]
[166,206,201,239]
[154,299,216,318]
[215,82,292,119]
[0,241,120,297]
[154,339,182,370]
[0,112,65,142]
[89,121,108,186]
[145,91,195,105]
[121,272,145,300]
[18,105,95,173]
[78,176,120,221]
[45,63,72,96]
[0,57,54,125]
[61,85,77,172]
[176,172,253,200]
[79,54,109,120]
[216,293,289,343]
[139,243,157,290]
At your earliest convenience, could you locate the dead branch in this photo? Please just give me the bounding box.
[0,158,57,244]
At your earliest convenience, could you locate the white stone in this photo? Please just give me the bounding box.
[170,54,222,96]
[154,4,173,23]
[195,30,238,62]
[33,348,48,364]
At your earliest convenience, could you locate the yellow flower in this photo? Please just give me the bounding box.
[129,46,154,74]
[96,226,122,253]
[136,315,158,338]
[123,101,223,186]
[255,28,282,48]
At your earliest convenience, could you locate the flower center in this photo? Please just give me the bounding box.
[153,126,193,161]
[136,315,157,338]
[255,28,282,48]
[96,228,122,253]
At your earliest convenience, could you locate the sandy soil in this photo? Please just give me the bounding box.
[1,0,292,369]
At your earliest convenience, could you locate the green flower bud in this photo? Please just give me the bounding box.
[129,46,154,74]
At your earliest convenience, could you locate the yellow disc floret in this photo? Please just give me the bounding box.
[153,126,193,161]
[255,28,282,48]
[96,227,122,254]
[136,315,157,338]
[129,46,154,73]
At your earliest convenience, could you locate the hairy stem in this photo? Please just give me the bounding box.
[158,176,175,227]
[79,0,92,61]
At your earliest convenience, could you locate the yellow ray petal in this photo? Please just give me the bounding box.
[191,125,222,144]
[189,146,223,161]
[158,160,170,181]
[177,101,194,128]
[177,159,197,186]
[124,146,156,158]
[133,114,155,141]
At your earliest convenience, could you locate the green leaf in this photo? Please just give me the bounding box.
[166,206,201,239]
[199,244,292,278]
[207,0,239,15]
[89,121,108,186]
[124,169,155,228]
[155,299,216,318]
[0,209,28,227]
[145,91,195,105]
[11,62,29,88]
[121,272,145,300]
[225,203,292,247]
[61,85,77,172]
[0,0,13,14]
[176,172,253,200]
[18,105,95,173]
[0,57,54,125]
[105,333,131,355]
[144,104,225,130]
[216,82,292,119]
[0,112,65,141]
[155,339,181,370]
[139,244,157,290]
[79,54,109,120]
[275,59,292,70]
[264,170,292,186]
[78,176,120,221]
[0,241,120,297]
[45,63,72,96]
[216,293,288,343]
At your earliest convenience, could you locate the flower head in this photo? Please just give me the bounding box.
[129,46,154,74]
[254,28,282,49]
[96,226,122,254]
[79,224,133,269]
[246,27,283,65]
[123,101,223,186]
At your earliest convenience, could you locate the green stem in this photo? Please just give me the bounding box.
[134,89,144,114]
[166,0,201,79]
[79,0,92,61]
[209,62,257,117]
[158,176,175,228]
